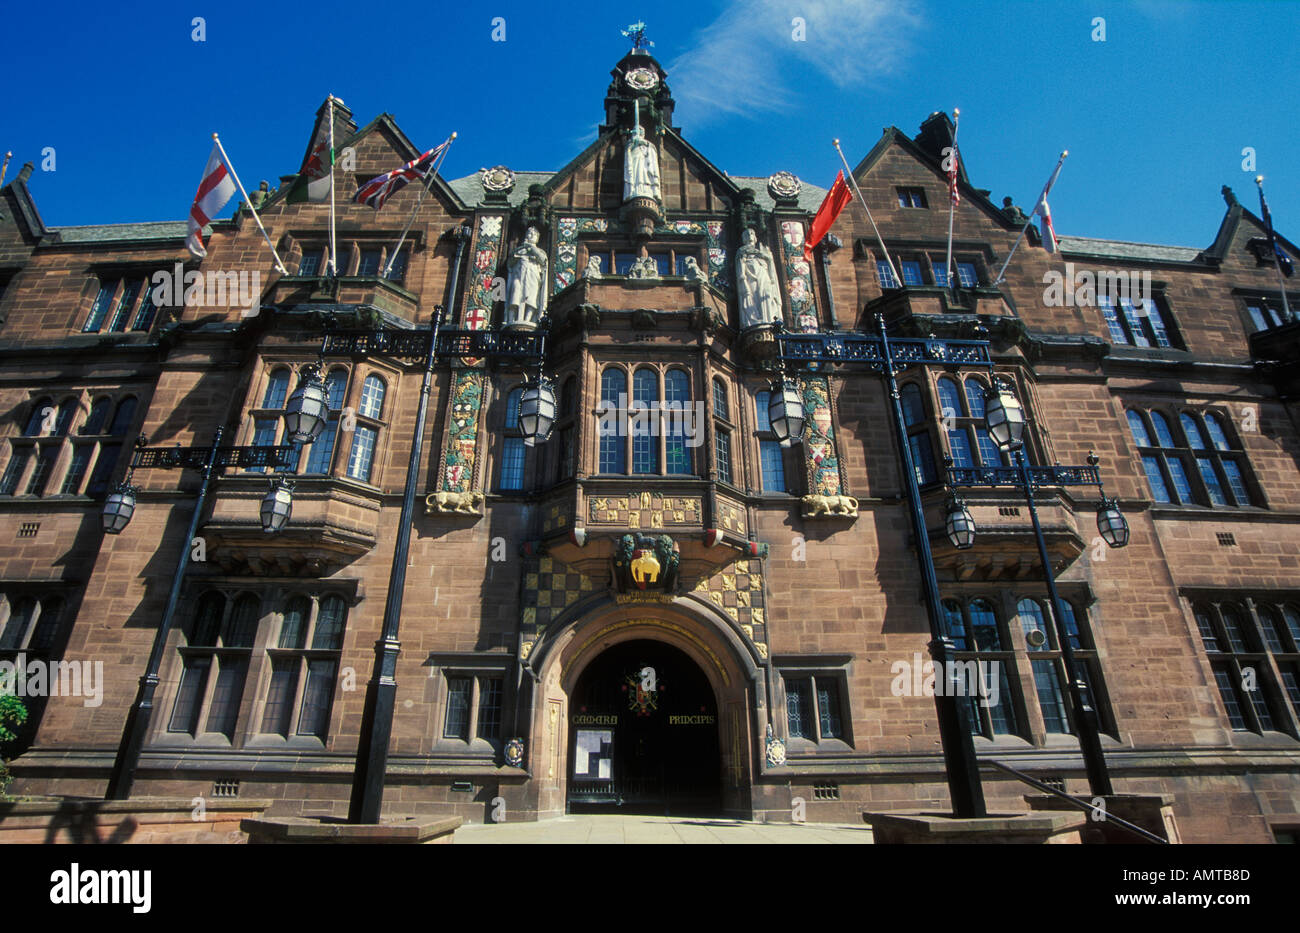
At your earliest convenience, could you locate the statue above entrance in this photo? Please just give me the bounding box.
[504,226,548,330]
[735,228,782,329]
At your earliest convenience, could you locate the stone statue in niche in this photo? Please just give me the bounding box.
[584,254,603,280]
[735,228,782,328]
[623,123,661,202]
[682,256,707,282]
[504,226,548,329]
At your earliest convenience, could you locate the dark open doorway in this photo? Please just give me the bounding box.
[567,639,722,816]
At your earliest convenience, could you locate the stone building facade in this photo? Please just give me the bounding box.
[2,51,1299,842]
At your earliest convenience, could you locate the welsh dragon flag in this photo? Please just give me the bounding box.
[286,137,333,204]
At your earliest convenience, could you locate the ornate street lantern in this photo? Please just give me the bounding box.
[985,380,1026,451]
[260,477,294,533]
[519,378,557,447]
[102,482,138,535]
[283,364,330,445]
[769,378,805,448]
[1096,497,1129,548]
[945,496,976,549]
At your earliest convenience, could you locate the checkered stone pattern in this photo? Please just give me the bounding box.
[519,555,598,653]
[691,560,768,659]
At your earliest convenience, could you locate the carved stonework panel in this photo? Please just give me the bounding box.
[465,214,506,365]
[801,375,843,496]
[714,495,747,538]
[780,220,818,332]
[587,492,703,529]
[439,370,485,493]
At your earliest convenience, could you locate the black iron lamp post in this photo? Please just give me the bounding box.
[317,226,550,824]
[945,377,1128,798]
[104,428,296,799]
[775,314,992,818]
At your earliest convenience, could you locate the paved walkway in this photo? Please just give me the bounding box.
[456,814,874,844]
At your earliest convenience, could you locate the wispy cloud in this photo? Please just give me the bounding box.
[668,0,925,124]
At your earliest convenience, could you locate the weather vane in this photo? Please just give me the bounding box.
[622,21,653,51]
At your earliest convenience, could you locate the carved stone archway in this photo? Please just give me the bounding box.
[522,596,765,820]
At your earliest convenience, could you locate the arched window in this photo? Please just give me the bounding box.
[0,597,39,649]
[599,368,627,474]
[632,369,658,474]
[83,398,113,435]
[54,399,79,436]
[1204,413,1232,451]
[279,596,311,649]
[1148,411,1176,448]
[1017,598,1049,646]
[224,594,260,648]
[297,596,348,739]
[900,384,925,427]
[27,597,63,654]
[664,369,691,475]
[967,599,1002,651]
[712,377,728,420]
[498,387,525,491]
[313,596,347,650]
[964,378,987,420]
[899,383,937,484]
[304,370,348,474]
[936,377,963,420]
[189,592,226,646]
[262,369,290,410]
[1126,411,1151,447]
[109,397,137,436]
[359,375,386,420]
[23,398,52,436]
[1180,413,1207,449]
[504,388,522,430]
[941,600,967,649]
[561,377,577,418]
[943,599,1020,738]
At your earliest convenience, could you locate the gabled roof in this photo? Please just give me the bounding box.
[260,107,470,214]
[850,120,1018,231]
[1197,186,1299,268]
[0,164,49,243]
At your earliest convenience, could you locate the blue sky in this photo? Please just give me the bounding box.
[6,0,1297,247]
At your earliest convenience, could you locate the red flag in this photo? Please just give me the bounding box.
[804,170,852,262]
[947,145,960,206]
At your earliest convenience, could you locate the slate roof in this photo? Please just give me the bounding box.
[729,176,829,213]
[1057,235,1203,263]
[445,171,555,208]
[50,220,190,243]
[443,172,829,214]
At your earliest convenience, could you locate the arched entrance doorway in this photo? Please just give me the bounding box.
[567,639,723,815]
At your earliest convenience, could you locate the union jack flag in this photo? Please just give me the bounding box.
[353,138,451,210]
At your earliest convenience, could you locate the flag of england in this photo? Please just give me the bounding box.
[187,142,236,259]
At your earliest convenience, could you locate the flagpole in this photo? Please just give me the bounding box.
[994,150,1067,285]
[944,108,959,295]
[1256,175,1294,322]
[383,134,457,279]
[0,152,11,188]
[327,95,338,276]
[833,138,899,284]
[211,133,288,274]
